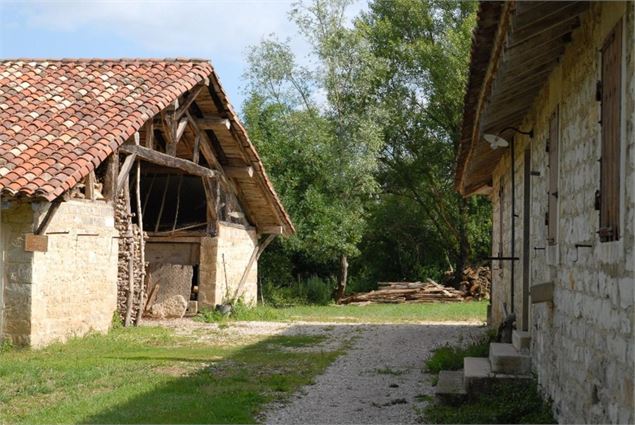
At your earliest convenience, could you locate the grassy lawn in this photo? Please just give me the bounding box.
[199,301,488,324]
[0,326,343,424]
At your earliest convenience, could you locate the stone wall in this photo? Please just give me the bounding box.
[0,201,35,345]
[198,222,258,307]
[30,200,119,347]
[0,199,118,347]
[489,3,634,423]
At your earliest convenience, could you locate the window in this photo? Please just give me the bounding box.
[547,107,559,245]
[598,19,623,242]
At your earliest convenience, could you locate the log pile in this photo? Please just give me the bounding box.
[339,280,465,304]
[115,188,144,324]
[442,266,491,301]
[339,266,491,305]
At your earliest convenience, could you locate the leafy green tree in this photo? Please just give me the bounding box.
[243,2,383,297]
[352,0,491,286]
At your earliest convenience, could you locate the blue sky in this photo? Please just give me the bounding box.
[0,0,367,112]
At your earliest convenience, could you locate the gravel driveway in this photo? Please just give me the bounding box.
[262,322,484,424]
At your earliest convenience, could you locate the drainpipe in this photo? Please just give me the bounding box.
[510,139,515,314]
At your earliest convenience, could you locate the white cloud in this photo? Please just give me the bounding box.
[19,0,304,63]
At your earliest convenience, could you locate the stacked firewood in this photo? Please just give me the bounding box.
[442,266,491,301]
[339,280,465,304]
[338,266,492,305]
[115,190,144,324]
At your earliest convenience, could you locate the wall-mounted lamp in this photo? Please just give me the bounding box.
[483,127,534,150]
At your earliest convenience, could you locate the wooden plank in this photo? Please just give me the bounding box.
[510,3,587,47]
[145,242,200,265]
[116,153,137,195]
[119,144,216,178]
[103,153,119,201]
[147,236,203,243]
[85,170,96,200]
[24,233,48,252]
[144,121,154,149]
[530,282,554,304]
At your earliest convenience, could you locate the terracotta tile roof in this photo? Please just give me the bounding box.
[0,59,212,200]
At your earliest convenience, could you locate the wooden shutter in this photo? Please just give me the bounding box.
[547,107,559,245]
[599,19,622,242]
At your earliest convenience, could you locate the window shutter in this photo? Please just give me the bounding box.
[547,107,559,245]
[599,19,622,242]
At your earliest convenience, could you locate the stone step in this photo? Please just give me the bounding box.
[512,330,531,353]
[489,342,531,374]
[464,357,531,392]
[435,370,467,403]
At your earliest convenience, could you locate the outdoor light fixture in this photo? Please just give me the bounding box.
[483,127,533,150]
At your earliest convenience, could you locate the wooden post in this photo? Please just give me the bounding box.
[134,128,147,326]
[103,153,119,201]
[85,170,96,200]
[230,234,276,303]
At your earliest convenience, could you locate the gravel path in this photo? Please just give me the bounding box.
[262,322,484,424]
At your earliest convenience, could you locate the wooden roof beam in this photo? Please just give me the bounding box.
[119,144,216,178]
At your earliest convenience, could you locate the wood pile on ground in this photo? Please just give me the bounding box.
[339,266,491,305]
[339,280,465,304]
[442,266,491,301]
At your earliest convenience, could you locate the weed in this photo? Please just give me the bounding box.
[415,394,433,402]
[425,329,494,374]
[0,338,14,353]
[423,380,555,424]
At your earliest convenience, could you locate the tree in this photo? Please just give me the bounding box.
[354,0,491,286]
[243,2,383,297]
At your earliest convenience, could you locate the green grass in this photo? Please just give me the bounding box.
[423,380,556,424]
[0,327,343,424]
[198,301,488,324]
[425,329,494,374]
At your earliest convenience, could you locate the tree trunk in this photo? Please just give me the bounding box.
[335,254,348,302]
[453,198,470,289]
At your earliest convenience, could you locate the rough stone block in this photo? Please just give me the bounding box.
[489,342,531,374]
[435,370,466,403]
[512,330,531,353]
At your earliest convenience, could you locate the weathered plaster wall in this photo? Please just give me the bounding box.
[490,3,634,423]
[198,223,258,307]
[30,200,118,347]
[0,202,35,345]
[1,200,118,347]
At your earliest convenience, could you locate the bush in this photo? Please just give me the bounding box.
[262,275,334,306]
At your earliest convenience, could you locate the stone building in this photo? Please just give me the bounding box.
[456,2,634,423]
[0,59,293,347]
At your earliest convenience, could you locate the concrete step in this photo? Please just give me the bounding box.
[464,357,531,392]
[489,342,531,374]
[435,370,467,403]
[512,330,531,353]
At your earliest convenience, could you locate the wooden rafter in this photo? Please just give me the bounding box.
[119,144,216,178]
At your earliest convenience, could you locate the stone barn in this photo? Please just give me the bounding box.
[455,2,634,423]
[0,59,293,347]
